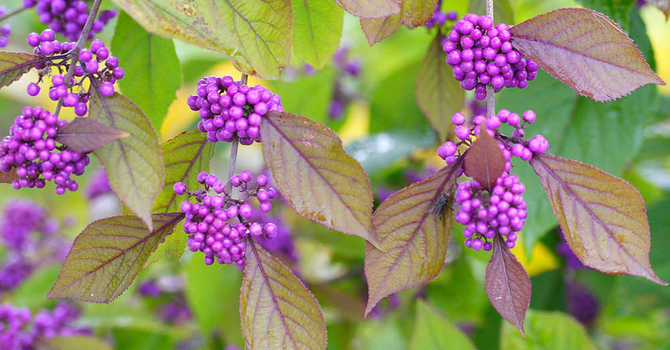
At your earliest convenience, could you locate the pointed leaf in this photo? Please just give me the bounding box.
[501,311,597,350]
[400,0,438,27]
[112,12,182,130]
[240,240,327,350]
[89,92,165,231]
[261,111,376,246]
[111,0,292,79]
[415,35,465,141]
[509,8,665,101]
[152,130,214,261]
[530,153,667,285]
[0,168,18,184]
[410,301,477,350]
[55,117,129,153]
[464,126,505,189]
[485,235,531,335]
[467,0,515,25]
[360,15,401,46]
[0,52,42,88]
[365,165,458,316]
[292,0,344,69]
[48,213,184,303]
[334,0,400,18]
[37,336,113,350]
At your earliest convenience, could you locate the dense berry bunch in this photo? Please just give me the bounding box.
[188,76,283,145]
[424,2,457,28]
[442,14,539,100]
[28,0,117,41]
[248,210,297,263]
[85,167,112,200]
[0,259,32,293]
[175,171,278,266]
[0,7,10,48]
[0,107,91,194]
[0,302,87,349]
[329,47,361,119]
[27,31,124,116]
[437,109,549,250]
[1,200,48,251]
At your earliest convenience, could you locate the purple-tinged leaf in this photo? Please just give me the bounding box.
[401,0,438,28]
[416,35,465,141]
[240,240,327,350]
[0,168,18,184]
[531,153,667,285]
[360,14,401,46]
[111,0,292,79]
[55,117,129,153]
[0,52,42,88]
[464,126,505,189]
[334,0,400,18]
[365,164,458,316]
[88,92,165,231]
[151,130,214,262]
[261,111,377,247]
[509,8,665,101]
[48,213,184,303]
[485,235,531,336]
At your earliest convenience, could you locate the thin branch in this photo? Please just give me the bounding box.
[485,0,495,117]
[224,73,248,193]
[0,6,28,23]
[54,0,103,116]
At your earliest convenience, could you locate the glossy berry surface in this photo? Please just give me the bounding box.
[28,0,117,41]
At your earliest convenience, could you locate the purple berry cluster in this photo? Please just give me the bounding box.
[442,14,539,100]
[27,31,124,116]
[424,2,457,28]
[85,167,112,200]
[437,109,549,250]
[0,107,91,194]
[0,259,32,293]
[188,76,283,145]
[175,171,279,266]
[1,200,48,251]
[0,7,10,48]
[28,0,117,41]
[248,209,297,264]
[329,47,361,119]
[0,302,88,349]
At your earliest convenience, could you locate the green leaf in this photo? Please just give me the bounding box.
[370,61,430,134]
[501,311,597,350]
[240,240,327,350]
[89,92,165,231]
[648,0,670,18]
[112,12,182,131]
[36,336,113,350]
[47,213,184,303]
[0,52,41,88]
[152,130,213,261]
[410,301,477,350]
[111,0,292,79]
[55,117,129,153]
[261,111,376,246]
[111,329,175,350]
[531,153,666,285]
[184,254,242,346]
[509,8,664,101]
[426,256,488,321]
[334,0,400,18]
[292,0,343,68]
[467,0,515,24]
[497,70,655,251]
[365,165,458,315]
[401,0,438,28]
[415,35,465,142]
[268,68,336,124]
[346,130,435,175]
[360,15,402,46]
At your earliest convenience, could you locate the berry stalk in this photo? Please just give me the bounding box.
[486,0,495,117]
[225,72,248,194]
[54,0,103,116]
